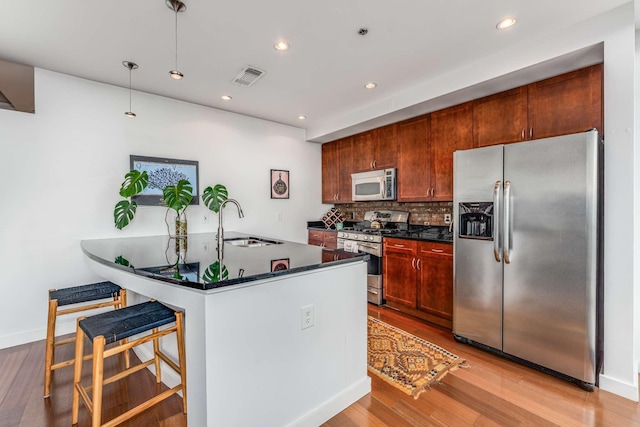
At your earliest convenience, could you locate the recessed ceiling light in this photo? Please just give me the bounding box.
[496,17,517,30]
[221,95,232,101]
[364,82,377,89]
[297,115,306,120]
[274,41,290,51]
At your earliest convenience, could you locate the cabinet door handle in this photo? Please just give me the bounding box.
[431,249,444,253]
[416,259,421,270]
[432,188,435,197]
[373,160,377,169]
[521,128,525,140]
[529,127,533,139]
[411,257,416,269]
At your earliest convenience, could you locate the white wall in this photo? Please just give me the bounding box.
[0,69,327,348]
[635,27,640,375]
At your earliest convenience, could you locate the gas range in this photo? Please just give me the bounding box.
[337,210,409,243]
[337,228,400,243]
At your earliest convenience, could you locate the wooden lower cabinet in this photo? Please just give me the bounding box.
[417,242,453,321]
[308,229,337,249]
[383,237,453,328]
[383,239,417,308]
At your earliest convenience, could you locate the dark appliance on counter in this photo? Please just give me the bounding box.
[453,130,603,390]
[337,210,409,305]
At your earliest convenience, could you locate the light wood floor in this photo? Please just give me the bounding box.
[1,306,638,426]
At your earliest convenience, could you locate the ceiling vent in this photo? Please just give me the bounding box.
[232,66,266,88]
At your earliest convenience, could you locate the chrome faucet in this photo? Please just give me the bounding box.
[217,198,244,251]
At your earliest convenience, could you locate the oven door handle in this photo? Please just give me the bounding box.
[354,242,381,258]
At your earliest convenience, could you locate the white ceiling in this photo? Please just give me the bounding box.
[0,0,630,140]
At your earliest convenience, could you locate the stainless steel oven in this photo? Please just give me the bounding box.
[337,235,383,304]
[337,210,409,305]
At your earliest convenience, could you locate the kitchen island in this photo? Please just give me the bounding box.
[81,232,370,427]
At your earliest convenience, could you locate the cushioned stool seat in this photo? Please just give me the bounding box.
[72,300,187,427]
[44,281,126,398]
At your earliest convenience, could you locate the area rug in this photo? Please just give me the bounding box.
[367,316,466,399]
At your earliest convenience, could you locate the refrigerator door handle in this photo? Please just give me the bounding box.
[504,180,512,264]
[493,180,502,262]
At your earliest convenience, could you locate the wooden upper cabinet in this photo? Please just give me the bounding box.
[321,142,339,203]
[528,63,603,140]
[321,137,353,204]
[336,137,353,203]
[397,116,430,202]
[473,87,528,147]
[430,103,473,201]
[352,131,374,171]
[352,124,398,171]
[373,124,398,169]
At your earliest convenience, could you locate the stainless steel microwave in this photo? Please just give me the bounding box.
[351,168,396,201]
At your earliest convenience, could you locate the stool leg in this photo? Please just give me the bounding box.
[43,297,58,398]
[119,290,130,369]
[153,327,161,383]
[91,336,106,427]
[176,312,187,414]
[71,317,86,425]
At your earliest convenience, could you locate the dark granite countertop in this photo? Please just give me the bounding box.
[81,232,367,291]
[388,227,453,244]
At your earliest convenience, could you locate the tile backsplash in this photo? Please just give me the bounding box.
[336,202,453,226]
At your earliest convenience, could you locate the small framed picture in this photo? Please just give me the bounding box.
[271,258,290,272]
[270,169,290,199]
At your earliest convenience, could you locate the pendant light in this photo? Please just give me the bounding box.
[166,0,186,80]
[122,61,138,118]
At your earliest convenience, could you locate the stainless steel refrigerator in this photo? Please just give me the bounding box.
[453,130,603,390]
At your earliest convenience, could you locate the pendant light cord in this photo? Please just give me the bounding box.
[129,68,132,111]
[174,9,179,70]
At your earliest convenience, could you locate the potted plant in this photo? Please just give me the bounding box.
[162,179,193,237]
[114,170,149,230]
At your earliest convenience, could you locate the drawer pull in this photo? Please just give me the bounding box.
[431,249,444,253]
[393,244,405,248]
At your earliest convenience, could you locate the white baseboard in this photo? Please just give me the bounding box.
[286,376,372,427]
[0,319,74,350]
[599,374,639,402]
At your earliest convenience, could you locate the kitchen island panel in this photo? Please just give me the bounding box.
[84,247,370,426]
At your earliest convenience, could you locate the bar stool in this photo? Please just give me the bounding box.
[44,281,126,398]
[72,300,187,427]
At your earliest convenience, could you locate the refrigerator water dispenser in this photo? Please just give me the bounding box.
[459,202,493,239]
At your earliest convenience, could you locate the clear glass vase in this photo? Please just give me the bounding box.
[175,212,187,238]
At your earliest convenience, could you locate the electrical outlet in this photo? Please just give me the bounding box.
[204,213,210,223]
[203,242,209,252]
[444,214,452,224]
[276,212,283,221]
[301,304,314,330]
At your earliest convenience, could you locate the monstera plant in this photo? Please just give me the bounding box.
[114,170,149,230]
[162,179,193,237]
[202,184,228,213]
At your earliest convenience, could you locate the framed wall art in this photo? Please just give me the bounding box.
[130,155,199,206]
[271,258,290,272]
[270,169,289,199]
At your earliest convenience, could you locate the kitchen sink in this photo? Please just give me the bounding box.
[223,237,283,247]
